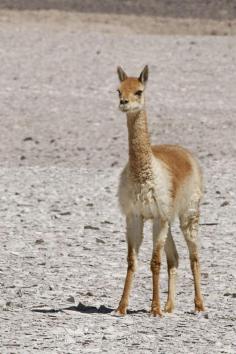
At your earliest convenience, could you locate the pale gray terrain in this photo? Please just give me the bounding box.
[0,10,236,354]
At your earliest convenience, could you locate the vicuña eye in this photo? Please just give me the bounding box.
[117,90,121,97]
[135,90,143,96]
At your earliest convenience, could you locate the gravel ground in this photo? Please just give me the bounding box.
[0,11,236,354]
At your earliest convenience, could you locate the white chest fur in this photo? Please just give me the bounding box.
[119,157,172,221]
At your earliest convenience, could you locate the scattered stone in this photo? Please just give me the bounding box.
[202,272,209,279]
[86,291,93,297]
[111,161,118,167]
[66,295,75,303]
[35,239,44,245]
[59,211,71,216]
[224,292,236,298]
[16,289,23,297]
[84,225,100,230]
[220,201,229,207]
[96,238,105,244]
[51,214,59,219]
[83,246,91,251]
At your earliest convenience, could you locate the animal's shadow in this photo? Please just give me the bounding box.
[31,302,148,315]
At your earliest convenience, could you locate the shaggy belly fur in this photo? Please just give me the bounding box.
[128,182,158,220]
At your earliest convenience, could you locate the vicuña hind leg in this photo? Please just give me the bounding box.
[150,219,169,317]
[180,211,205,312]
[115,214,143,316]
[164,227,179,313]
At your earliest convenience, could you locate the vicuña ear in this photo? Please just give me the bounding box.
[139,65,149,85]
[117,66,128,82]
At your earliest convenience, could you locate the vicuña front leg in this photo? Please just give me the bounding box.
[164,228,179,313]
[180,212,205,312]
[150,219,169,317]
[115,215,143,316]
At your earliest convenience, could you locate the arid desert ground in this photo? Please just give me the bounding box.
[0,3,236,354]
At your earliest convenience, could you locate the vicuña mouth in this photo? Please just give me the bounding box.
[120,106,129,112]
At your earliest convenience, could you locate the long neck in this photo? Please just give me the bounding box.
[127,109,153,183]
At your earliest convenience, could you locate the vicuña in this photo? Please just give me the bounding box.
[115,65,205,317]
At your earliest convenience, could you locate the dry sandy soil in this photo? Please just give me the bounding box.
[0,6,236,354]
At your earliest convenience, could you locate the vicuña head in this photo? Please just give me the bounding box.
[117,65,148,113]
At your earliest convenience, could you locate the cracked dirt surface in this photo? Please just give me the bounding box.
[0,10,236,354]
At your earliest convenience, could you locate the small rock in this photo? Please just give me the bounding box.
[35,239,44,245]
[86,291,93,297]
[60,211,71,216]
[220,201,229,207]
[111,161,118,167]
[202,272,209,278]
[224,292,236,298]
[23,137,33,142]
[101,220,113,225]
[16,289,23,297]
[20,155,26,160]
[96,238,105,244]
[84,225,100,230]
[66,295,75,303]
[83,246,91,251]
[51,215,59,219]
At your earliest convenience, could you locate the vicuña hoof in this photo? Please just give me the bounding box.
[150,307,163,317]
[194,298,205,312]
[113,304,127,317]
[164,301,174,313]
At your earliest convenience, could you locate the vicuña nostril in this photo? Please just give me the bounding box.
[120,99,128,105]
